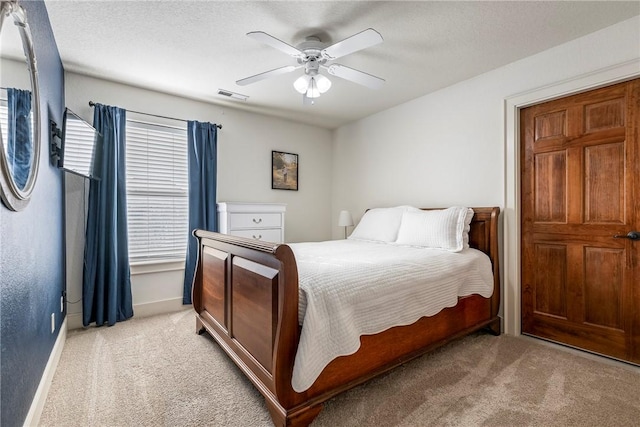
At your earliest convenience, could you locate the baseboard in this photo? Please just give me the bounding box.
[66,297,188,330]
[133,297,188,318]
[66,312,83,330]
[23,317,67,427]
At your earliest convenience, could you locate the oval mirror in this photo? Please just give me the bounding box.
[0,1,40,211]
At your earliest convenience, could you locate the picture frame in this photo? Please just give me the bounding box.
[272,151,298,191]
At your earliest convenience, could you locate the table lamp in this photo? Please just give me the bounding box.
[338,210,354,239]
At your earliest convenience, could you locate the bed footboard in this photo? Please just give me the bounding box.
[191,231,304,422]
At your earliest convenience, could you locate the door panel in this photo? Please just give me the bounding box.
[534,151,567,222]
[583,246,624,329]
[584,142,625,223]
[521,79,639,363]
[584,98,625,132]
[533,243,567,318]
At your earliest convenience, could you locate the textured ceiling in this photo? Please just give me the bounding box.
[43,1,640,129]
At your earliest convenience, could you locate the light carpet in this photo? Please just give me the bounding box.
[39,310,640,426]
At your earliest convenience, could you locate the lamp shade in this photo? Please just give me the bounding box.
[306,77,321,98]
[293,74,332,98]
[293,75,311,94]
[315,74,332,93]
[338,210,354,227]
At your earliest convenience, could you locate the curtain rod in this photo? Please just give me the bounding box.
[88,101,222,129]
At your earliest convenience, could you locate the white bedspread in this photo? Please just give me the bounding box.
[288,240,494,392]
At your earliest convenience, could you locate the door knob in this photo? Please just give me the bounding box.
[613,231,640,240]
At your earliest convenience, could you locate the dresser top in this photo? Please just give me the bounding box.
[217,202,286,213]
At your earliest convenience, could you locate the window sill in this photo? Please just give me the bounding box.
[130,259,185,276]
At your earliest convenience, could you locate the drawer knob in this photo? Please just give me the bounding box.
[252,218,262,224]
[252,234,262,240]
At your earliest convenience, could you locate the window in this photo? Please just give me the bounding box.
[125,120,188,263]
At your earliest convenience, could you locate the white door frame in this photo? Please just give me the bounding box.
[502,58,640,335]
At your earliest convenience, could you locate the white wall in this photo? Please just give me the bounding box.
[331,16,640,334]
[333,16,640,224]
[64,73,332,328]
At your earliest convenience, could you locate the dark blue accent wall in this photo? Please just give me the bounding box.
[0,1,65,426]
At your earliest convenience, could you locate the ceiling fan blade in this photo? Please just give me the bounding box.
[326,64,385,90]
[321,28,383,60]
[247,31,304,57]
[236,65,299,86]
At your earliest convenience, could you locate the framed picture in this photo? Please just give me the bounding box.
[272,151,298,191]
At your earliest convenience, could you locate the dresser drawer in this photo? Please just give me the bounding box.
[229,213,282,230]
[218,202,286,243]
[229,228,282,243]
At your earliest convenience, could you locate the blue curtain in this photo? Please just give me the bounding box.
[83,104,133,326]
[6,88,32,190]
[183,121,218,304]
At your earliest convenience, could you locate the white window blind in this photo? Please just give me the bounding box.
[125,120,188,263]
[0,103,8,143]
[60,111,99,178]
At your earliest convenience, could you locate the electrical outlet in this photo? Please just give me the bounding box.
[51,313,55,333]
[60,295,64,313]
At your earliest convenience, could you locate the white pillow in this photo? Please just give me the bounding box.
[348,206,419,243]
[395,207,474,252]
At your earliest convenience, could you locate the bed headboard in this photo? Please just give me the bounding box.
[467,207,499,261]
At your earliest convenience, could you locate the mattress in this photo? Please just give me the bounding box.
[289,239,494,392]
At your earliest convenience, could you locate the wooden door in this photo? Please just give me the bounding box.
[521,79,640,363]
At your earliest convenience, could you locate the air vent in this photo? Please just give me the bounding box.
[217,89,248,101]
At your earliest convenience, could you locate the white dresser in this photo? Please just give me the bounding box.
[217,202,286,243]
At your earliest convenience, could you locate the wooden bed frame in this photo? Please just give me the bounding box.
[192,207,500,426]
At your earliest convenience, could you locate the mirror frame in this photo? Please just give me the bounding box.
[0,0,40,211]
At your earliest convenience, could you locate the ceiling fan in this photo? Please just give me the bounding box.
[236,28,385,104]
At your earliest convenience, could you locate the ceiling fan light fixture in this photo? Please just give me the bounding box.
[306,77,321,98]
[315,74,332,93]
[294,74,311,94]
[294,74,331,98]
